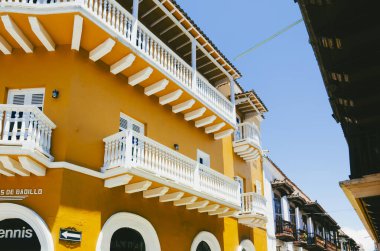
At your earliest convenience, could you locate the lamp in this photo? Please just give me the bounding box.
[52,89,59,99]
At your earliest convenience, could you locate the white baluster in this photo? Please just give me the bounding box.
[11,111,19,142]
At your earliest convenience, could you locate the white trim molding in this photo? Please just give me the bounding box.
[0,203,54,251]
[96,212,161,251]
[190,231,221,251]
[237,239,255,251]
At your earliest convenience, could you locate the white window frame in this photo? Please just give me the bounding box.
[7,88,45,110]
[190,231,221,251]
[0,203,54,251]
[120,112,145,135]
[197,149,210,167]
[234,176,244,194]
[96,212,161,251]
[255,180,262,195]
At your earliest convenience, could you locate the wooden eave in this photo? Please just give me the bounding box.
[271,179,295,196]
[287,193,307,207]
[235,90,268,115]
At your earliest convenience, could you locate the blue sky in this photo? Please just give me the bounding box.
[175,0,372,249]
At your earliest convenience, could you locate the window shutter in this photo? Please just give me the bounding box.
[12,94,26,105]
[7,89,45,110]
[119,117,128,131]
[119,113,144,134]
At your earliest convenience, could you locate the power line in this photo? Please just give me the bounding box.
[234,18,304,61]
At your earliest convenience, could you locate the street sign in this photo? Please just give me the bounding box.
[59,228,82,242]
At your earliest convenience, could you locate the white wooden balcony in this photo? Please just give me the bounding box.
[0,104,56,160]
[237,192,267,228]
[0,0,236,129]
[233,122,262,161]
[102,129,241,212]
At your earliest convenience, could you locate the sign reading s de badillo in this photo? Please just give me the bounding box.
[0,188,43,201]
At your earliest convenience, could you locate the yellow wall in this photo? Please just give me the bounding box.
[0,47,227,173]
[0,12,267,250]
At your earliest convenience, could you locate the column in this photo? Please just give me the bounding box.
[281,196,290,221]
[307,217,314,235]
[131,0,139,42]
[191,38,197,89]
[295,207,301,230]
[229,77,236,122]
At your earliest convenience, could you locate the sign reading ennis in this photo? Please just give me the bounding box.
[0,218,41,251]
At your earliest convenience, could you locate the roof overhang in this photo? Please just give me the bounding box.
[340,173,380,243]
[235,91,268,115]
[271,179,295,196]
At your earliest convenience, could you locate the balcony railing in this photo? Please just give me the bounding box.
[0,104,56,159]
[307,233,326,250]
[275,216,296,242]
[294,229,308,247]
[326,240,338,251]
[102,129,241,207]
[234,122,261,148]
[240,192,266,215]
[0,0,236,126]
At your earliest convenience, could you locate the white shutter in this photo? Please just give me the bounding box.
[197,149,210,167]
[119,113,144,134]
[11,94,26,105]
[234,176,244,193]
[7,88,45,110]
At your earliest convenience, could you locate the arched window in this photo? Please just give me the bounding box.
[111,227,145,251]
[96,212,160,251]
[190,231,221,251]
[238,239,255,251]
[0,203,54,251]
[196,241,211,251]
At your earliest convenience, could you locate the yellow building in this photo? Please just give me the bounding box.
[0,0,268,250]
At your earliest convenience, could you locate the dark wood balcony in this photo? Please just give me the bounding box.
[294,229,308,247]
[275,217,295,242]
[307,233,326,251]
[325,240,338,251]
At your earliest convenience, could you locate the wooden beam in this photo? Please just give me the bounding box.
[195,115,216,128]
[0,35,12,55]
[110,54,136,74]
[104,174,133,188]
[18,156,46,176]
[128,67,153,86]
[159,192,184,202]
[214,129,234,140]
[89,38,115,61]
[238,148,254,155]
[159,90,183,105]
[184,107,206,121]
[0,162,14,176]
[0,156,29,176]
[174,196,197,206]
[218,210,237,218]
[1,15,33,53]
[208,207,229,216]
[205,122,225,134]
[71,15,83,51]
[198,204,220,213]
[125,181,152,193]
[28,17,55,51]
[234,145,249,153]
[144,79,169,96]
[240,150,259,157]
[172,99,195,113]
[143,187,169,198]
[186,200,209,210]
